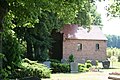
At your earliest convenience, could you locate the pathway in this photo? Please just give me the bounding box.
[42,72,110,80]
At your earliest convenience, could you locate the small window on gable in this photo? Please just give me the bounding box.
[77,43,82,51]
[96,44,99,50]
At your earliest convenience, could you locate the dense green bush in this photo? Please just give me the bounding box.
[86,60,91,63]
[0,53,5,59]
[51,62,70,73]
[2,30,26,69]
[85,60,92,68]
[0,66,12,80]
[78,60,92,72]
[11,58,51,79]
[50,59,61,63]
[68,54,74,62]
[78,63,89,72]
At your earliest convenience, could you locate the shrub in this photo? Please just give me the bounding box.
[50,59,61,63]
[85,60,92,68]
[85,63,92,68]
[0,53,5,59]
[86,60,91,63]
[78,63,89,72]
[68,54,74,62]
[0,66,11,80]
[96,60,99,66]
[11,58,51,79]
[51,62,70,73]
[2,32,26,69]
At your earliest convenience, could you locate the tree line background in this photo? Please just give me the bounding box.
[106,35,120,48]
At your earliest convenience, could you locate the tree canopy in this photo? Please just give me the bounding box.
[0,0,104,68]
[0,0,107,79]
[107,0,120,17]
[106,35,120,48]
[5,0,90,28]
[0,0,104,63]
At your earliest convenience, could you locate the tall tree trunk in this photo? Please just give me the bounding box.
[26,40,33,60]
[0,0,8,70]
[0,33,2,69]
[34,44,41,60]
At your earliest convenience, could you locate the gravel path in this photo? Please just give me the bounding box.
[42,72,111,80]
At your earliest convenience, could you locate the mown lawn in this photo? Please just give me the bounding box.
[42,62,120,80]
[98,62,120,68]
[98,62,120,72]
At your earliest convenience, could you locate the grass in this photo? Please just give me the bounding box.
[98,62,120,72]
[98,61,120,68]
[41,62,120,80]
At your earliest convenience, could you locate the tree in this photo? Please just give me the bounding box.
[0,0,8,69]
[1,0,97,67]
[107,0,120,17]
[74,2,102,27]
[106,35,120,48]
[0,0,104,70]
[90,3,103,26]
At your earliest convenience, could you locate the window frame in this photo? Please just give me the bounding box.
[77,43,82,51]
[96,43,99,51]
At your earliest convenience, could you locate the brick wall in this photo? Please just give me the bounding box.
[63,39,107,62]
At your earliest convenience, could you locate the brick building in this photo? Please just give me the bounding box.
[62,24,107,62]
[50,24,107,62]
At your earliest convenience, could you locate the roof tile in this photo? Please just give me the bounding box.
[62,24,107,40]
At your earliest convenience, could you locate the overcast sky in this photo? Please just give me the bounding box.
[96,1,120,36]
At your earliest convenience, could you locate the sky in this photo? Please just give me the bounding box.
[96,1,120,36]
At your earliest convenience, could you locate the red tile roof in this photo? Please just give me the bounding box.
[62,24,107,40]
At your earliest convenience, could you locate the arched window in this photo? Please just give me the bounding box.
[77,43,82,51]
[96,44,99,50]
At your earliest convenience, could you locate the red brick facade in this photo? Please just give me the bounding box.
[63,39,107,62]
[62,24,107,62]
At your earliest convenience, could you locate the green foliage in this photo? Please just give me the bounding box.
[107,0,120,17]
[78,60,92,73]
[2,0,102,63]
[78,63,89,72]
[95,60,99,66]
[0,66,11,80]
[74,2,102,26]
[5,0,94,28]
[90,4,102,26]
[50,59,61,63]
[68,54,74,62]
[85,63,92,68]
[51,62,70,73]
[0,53,5,59]
[86,60,91,63]
[11,58,51,79]
[85,60,92,68]
[2,29,26,69]
[107,47,120,58]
